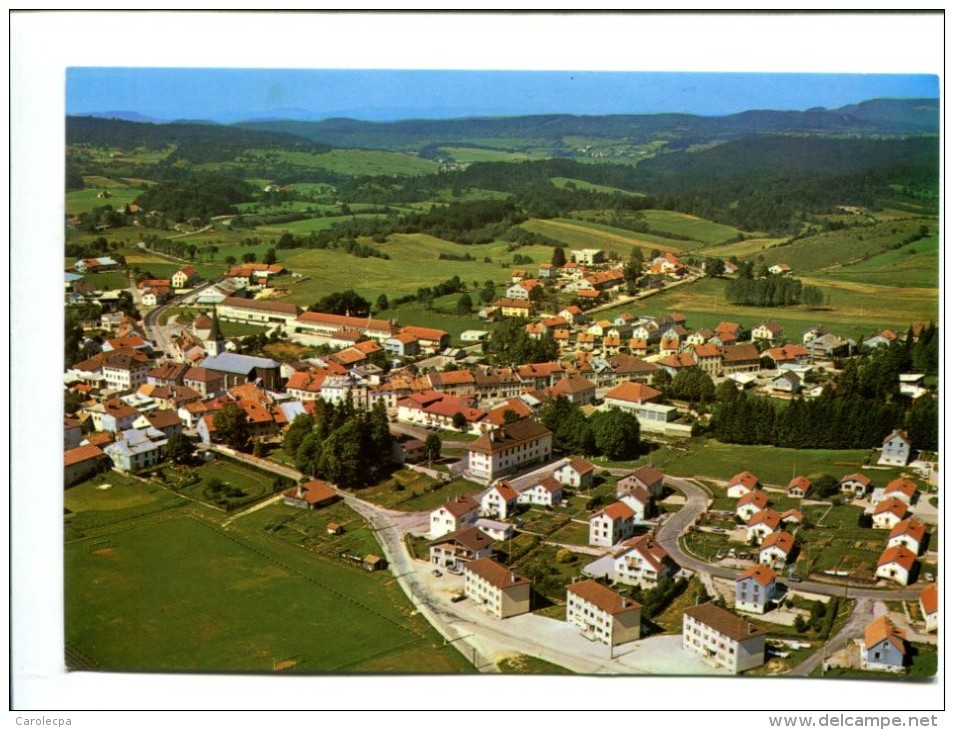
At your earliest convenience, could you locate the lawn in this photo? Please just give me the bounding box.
[640,209,745,246]
[81,271,128,290]
[67,186,144,216]
[172,458,283,511]
[681,531,733,561]
[653,576,706,634]
[795,524,885,579]
[618,438,875,489]
[546,519,591,547]
[519,217,682,256]
[65,515,473,673]
[64,473,186,539]
[355,470,485,513]
[815,235,939,288]
[596,275,937,337]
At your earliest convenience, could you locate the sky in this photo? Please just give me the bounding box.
[66,68,939,123]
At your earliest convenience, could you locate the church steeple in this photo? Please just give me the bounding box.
[207,306,225,356]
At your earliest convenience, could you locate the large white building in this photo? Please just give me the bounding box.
[682,603,766,674]
[466,419,552,484]
[566,579,642,647]
[463,558,531,619]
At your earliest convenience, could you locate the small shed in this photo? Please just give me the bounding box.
[363,554,386,572]
[327,522,343,535]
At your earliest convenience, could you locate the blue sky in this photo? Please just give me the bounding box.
[66,68,938,123]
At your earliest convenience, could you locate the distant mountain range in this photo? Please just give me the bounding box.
[72,98,938,157]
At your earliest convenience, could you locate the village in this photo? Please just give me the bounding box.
[63,244,938,677]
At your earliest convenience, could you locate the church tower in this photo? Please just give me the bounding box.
[206,306,226,357]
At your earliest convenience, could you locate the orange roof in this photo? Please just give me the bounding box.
[787,476,812,494]
[919,584,938,615]
[287,479,337,505]
[693,343,722,358]
[874,498,909,520]
[551,375,595,396]
[353,339,383,355]
[438,495,480,518]
[863,616,906,653]
[64,444,106,467]
[567,579,641,615]
[737,564,777,587]
[748,509,781,530]
[841,472,872,487]
[729,471,759,490]
[889,518,926,543]
[618,535,671,572]
[604,381,662,404]
[465,558,530,590]
[885,478,918,499]
[491,482,520,502]
[877,544,918,572]
[780,509,803,523]
[596,501,636,522]
[401,325,448,343]
[286,369,327,393]
[738,489,769,509]
[565,457,595,476]
[759,531,795,554]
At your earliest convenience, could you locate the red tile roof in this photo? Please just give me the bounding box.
[437,495,480,519]
[885,478,918,500]
[595,501,636,522]
[738,489,769,509]
[748,508,781,530]
[465,557,530,589]
[64,444,106,467]
[759,531,795,554]
[737,564,777,587]
[567,579,641,615]
[604,381,662,404]
[729,471,760,490]
[889,518,926,544]
[874,498,909,520]
[919,584,938,615]
[877,544,918,572]
[841,472,872,487]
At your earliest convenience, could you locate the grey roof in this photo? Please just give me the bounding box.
[200,353,280,374]
[65,272,84,282]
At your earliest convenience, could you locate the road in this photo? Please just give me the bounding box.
[789,597,875,677]
[143,281,215,355]
[197,447,927,672]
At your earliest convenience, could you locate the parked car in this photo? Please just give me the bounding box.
[432,569,442,577]
[789,574,803,583]
[450,593,466,603]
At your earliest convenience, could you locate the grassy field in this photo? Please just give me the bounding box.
[171,458,282,511]
[520,217,683,256]
[618,439,878,488]
[640,210,744,245]
[271,233,547,308]
[64,473,186,540]
[81,271,128,290]
[813,235,939,288]
[550,177,643,196]
[65,515,472,672]
[597,275,937,337]
[443,147,543,163]
[67,186,144,216]
[274,148,440,177]
[355,470,485,512]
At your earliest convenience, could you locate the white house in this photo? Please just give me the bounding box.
[873,498,909,530]
[840,472,872,499]
[617,465,665,499]
[553,458,596,490]
[102,427,168,473]
[463,558,531,619]
[878,430,912,467]
[566,580,642,647]
[887,518,927,556]
[881,477,918,506]
[736,489,769,522]
[750,321,783,342]
[786,476,812,499]
[759,531,795,569]
[735,565,777,615]
[746,509,782,542]
[518,477,563,507]
[589,501,636,548]
[726,471,760,498]
[875,545,917,587]
[619,487,651,522]
[683,603,766,674]
[429,527,494,571]
[430,495,480,538]
[612,535,676,588]
[480,481,520,520]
